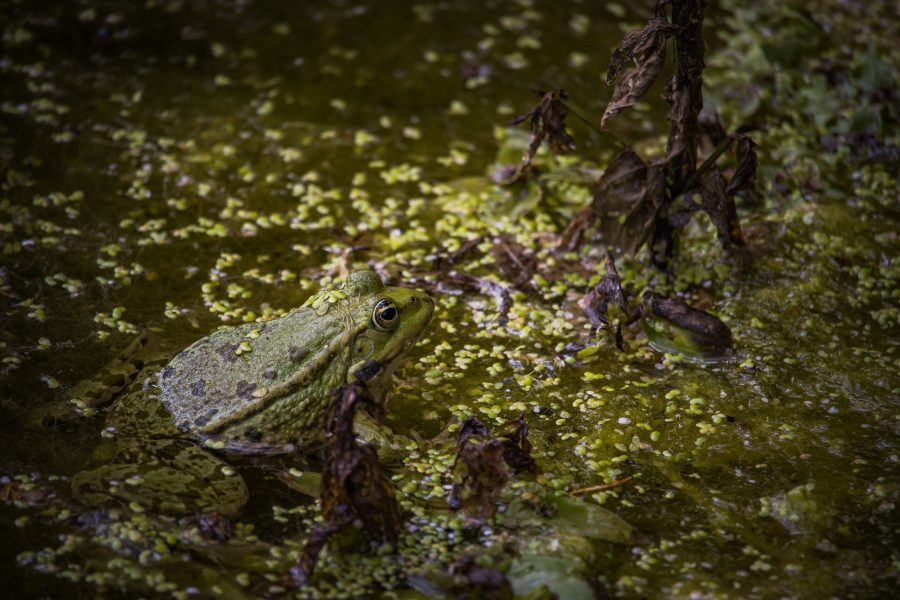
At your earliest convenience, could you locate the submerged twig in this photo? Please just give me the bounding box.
[569,476,634,496]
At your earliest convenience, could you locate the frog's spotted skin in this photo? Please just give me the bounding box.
[72,271,433,516]
[158,270,433,452]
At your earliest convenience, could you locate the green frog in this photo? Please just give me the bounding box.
[70,270,434,517]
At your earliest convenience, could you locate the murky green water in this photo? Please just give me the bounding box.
[2,0,898,598]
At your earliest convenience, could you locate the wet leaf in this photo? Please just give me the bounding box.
[449,417,509,520]
[547,494,638,544]
[592,150,667,255]
[602,16,674,127]
[641,292,733,360]
[508,555,598,600]
[507,89,576,182]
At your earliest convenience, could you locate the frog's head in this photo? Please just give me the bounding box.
[342,270,434,398]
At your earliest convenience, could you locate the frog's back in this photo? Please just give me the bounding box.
[157,305,357,451]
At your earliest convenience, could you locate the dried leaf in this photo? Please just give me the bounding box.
[293,384,400,585]
[725,133,758,197]
[602,21,671,127]
[508,89,576,181]
[592,150,667,255]
[579,252,635,349]
[449,417,509,520]
[579,252,627,328]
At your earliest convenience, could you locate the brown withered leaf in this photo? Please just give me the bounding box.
[602,17,674,127]
[593,150,667,255]
[508,89,576,182]
[499,413,536,474]
[606,16,676,85]
[579,252,636,349]
[449,418,509,520]
[725,133,758,197]
[579,252,627,328]
[292,384,400,586]
[490,235,536,289]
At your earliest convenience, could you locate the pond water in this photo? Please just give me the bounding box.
[1,0,898,598]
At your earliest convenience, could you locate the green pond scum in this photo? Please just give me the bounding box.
[1,0,898,598]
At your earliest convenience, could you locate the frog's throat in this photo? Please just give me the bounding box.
[196,309,366,436]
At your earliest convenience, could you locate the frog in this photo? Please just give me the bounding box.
[71,270,434,517]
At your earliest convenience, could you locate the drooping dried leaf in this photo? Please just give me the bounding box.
[602,19,672,127]
[449,417,509,520]
[606,17,676,85]
[725,133,758,197]
[293,384,400,585]
[592,150,667,255]
[490,235,536,289]
[507,89,576,182]
[499,413,536,473]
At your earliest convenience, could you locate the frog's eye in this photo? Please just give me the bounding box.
[372,298,399,331]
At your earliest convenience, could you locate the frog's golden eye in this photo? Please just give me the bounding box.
[372,298,399,330]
